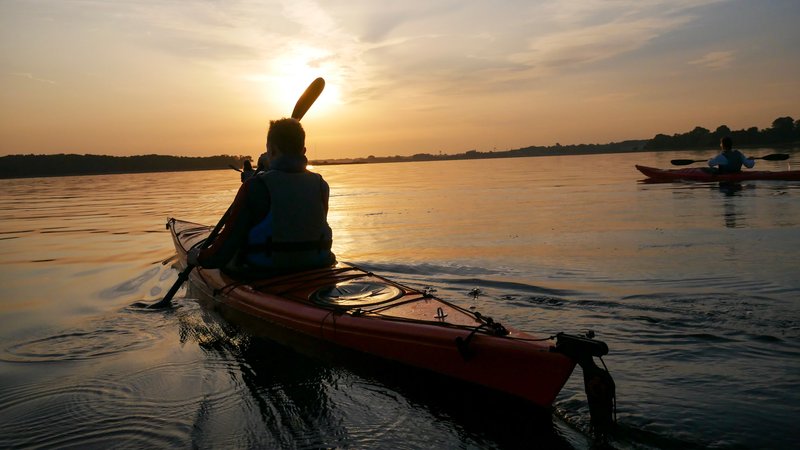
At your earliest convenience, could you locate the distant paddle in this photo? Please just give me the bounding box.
[146,77,326,309]
[670,153,790,166]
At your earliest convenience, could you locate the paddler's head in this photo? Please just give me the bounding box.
[266,118,306,161]
[720,136,733,152]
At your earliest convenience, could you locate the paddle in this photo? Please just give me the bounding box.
[670,153,790,166]
[228,164,242,172]
[147,77,326,309]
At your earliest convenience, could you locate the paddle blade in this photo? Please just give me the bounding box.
[291,77,325,120]
[147,264,193,309]
[670,159,702,166]
[759,153,790,161]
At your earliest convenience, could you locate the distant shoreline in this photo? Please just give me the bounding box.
[0,154,248,180]
[2,143,798,179]
[2,113,798,179]
[1,141,647,179]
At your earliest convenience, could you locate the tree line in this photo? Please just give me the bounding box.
[1,116,797,178]
[324,115,799,165]
[644,116,799,150]
[0,154,250,179]
[342,139,648,165]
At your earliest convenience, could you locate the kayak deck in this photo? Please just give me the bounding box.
[173,221,508,330]
[636,164,800,181]
[166,218,615,421]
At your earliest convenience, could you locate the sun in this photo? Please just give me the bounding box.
[254,47,342,118]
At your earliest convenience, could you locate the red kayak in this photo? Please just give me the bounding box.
[166,218,615,426]
[636,165,800,181]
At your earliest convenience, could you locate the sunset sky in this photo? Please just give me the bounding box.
[2,0,799,160]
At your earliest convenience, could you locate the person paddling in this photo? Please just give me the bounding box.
[707,137,755,174]
[240,160,256,183]
[188,118,335,273]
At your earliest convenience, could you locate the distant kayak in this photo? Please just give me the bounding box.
[636,165,800,181]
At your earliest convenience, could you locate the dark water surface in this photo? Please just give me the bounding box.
[1,150,799,449]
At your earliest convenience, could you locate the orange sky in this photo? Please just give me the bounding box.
[2,1,799,160]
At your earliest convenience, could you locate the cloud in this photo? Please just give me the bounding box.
[11,73,57,85]
[505,0,729,75]
[4,1,732,106]
[317,0,730,98]
[689,51,735,69]
[322,1,466,43]
[514,16,690,69]
[29,0,721,103]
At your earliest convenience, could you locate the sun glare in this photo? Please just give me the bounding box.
[254,47,342,118]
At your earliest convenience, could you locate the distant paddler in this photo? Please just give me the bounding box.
[228,160,257,182]
[240,160,256,183]
[706,136,755,174]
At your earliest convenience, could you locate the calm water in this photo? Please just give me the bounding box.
[1,150,799,449]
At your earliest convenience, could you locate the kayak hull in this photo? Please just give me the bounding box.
[168,218,578,408]
[636,165,800,181]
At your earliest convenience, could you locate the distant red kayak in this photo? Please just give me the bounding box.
[636,165,800,181]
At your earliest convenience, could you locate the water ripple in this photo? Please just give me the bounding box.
[1,313,164,363]
[0,374,194,449]
[0,306,256,449]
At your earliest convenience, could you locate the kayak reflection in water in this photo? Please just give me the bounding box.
[707,136,755,174]
[240,160,256,183]
[189,118,336,274]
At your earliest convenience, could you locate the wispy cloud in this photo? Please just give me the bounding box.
[336,0,727,98]
[11,72,57,85]
[40,1,723,102]
[510,16,691,73]
[502,1,726,76]
[689,51,735,69]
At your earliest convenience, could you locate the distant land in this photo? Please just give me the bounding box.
[1,116,798,179]
[0,154,248,179]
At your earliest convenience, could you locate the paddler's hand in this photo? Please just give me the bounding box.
[187,248,202,266]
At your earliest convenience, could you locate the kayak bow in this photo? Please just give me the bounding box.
[166,218,615,428]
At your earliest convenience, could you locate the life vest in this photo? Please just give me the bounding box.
[717,150,745,174]
[246,170,334,270]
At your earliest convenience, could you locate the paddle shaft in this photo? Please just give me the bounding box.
[149,78,326,308]
[670,153,789,166]
[148,213,229,308]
